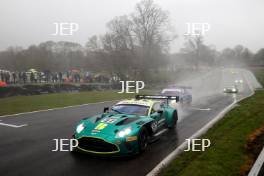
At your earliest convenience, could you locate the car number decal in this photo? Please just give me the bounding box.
[100,118,117,124]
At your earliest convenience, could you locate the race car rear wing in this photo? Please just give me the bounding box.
[167,85,192,89]
[135,95,179,104]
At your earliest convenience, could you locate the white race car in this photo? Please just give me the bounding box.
[223,86,238,93]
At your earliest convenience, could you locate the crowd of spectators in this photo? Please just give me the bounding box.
[0,69,111,85]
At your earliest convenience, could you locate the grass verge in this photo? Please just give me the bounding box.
[0,91,139,116]
[160,69,264,176]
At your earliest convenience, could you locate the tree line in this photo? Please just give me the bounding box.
[0,0,263,83]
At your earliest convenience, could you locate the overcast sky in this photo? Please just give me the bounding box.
[0,0,263,53]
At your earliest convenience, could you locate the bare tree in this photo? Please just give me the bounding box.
[181,35,203,69]
[99,0,176,81]
[130,0,176,80]
[253,49,264,65]
[131,0,174,52]
[106,15,134,52]
[86,35,102,52]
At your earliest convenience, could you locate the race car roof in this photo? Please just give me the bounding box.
[116,99,155,107]
[224,86,237,89]
[167,85,192,89]
[161,88,184,93]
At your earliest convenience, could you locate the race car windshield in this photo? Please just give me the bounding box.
[111,104,149,116]
[162,90,182,96]
[225,86,236,89]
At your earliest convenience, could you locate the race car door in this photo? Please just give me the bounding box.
[150,102,165,132]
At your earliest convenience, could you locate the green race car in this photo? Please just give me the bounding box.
[72,95,179,156]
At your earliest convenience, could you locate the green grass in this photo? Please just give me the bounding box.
[255,69,264,86]
[0,91,139,116]
[161,69,264,176]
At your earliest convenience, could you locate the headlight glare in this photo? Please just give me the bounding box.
[116,127,132,138]
[76,123,85,133]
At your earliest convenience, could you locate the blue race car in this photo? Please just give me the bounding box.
[161,86,192,105]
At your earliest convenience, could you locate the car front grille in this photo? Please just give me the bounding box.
[77,137,119,153]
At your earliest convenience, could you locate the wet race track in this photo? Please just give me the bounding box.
[0,69,258,176]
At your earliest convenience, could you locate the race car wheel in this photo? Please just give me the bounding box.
[138,127,149,152]
[179,98,183,104]
[187,96,192,105]
[168,110,178,129]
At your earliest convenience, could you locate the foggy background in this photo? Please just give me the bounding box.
[0,0,264,52]
[0,0,264,90]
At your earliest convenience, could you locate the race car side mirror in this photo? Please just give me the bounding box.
[103,107,109,113]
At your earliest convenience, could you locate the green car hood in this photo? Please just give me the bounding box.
[76,113,152,137]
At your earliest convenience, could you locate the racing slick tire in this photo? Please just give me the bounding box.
[138,126,149,152]
[168,110,178,129]
[187,96,192,106]
[187,99,192,106]
[179,98,184,104]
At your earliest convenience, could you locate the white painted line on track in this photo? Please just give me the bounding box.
[248,147,264,176]
[0,100,121,119]
[147,69,255,176]
[0,120,27,128]
[154,129,168,137]
[189,107,211,111]
[147,99,237,176]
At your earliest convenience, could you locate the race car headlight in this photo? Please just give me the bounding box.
[76,123,85,134]
[116,127,132,138]
[232,88,236,92]
[224,88,226,91]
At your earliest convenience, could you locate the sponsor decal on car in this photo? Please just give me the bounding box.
[126,136,138,142]
[94,123,108,130]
